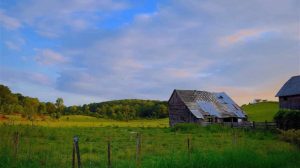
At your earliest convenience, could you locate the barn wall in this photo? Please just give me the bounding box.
[279,95,300,110]
[168,91,199,126]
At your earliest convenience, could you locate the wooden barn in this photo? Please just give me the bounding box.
[168,89,247,126]
[276,75,300,110]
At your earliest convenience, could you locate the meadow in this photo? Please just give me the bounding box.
[1,115,169,127]
[1,102,299,168]
[1,122,300,168]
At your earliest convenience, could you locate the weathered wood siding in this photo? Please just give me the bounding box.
[168,91,200,126]
[279,95,300,110]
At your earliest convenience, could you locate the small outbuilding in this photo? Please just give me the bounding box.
[276,75,300,110]
[168,89,247,126]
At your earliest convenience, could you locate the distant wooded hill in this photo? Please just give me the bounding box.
[65,100,168,120]
[0,84,168,120]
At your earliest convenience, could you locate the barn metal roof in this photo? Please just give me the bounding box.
[276,75,300,97]
[174,90,247,119]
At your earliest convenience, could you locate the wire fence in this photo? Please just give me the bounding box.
[1,130,200,168]
[1,122,299,168]
[202,121,279,129]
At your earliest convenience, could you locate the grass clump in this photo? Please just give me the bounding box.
[171,123,201,132]
[279,129,300,148]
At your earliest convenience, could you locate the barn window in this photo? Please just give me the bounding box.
[218,96,223,99]
[283,97,288,101]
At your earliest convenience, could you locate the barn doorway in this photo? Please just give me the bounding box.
[223,117,238,122]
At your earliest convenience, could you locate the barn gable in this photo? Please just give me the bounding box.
[276,75,300,97]
[276,75,300,110]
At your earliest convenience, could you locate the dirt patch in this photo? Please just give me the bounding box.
[0,114,8,121]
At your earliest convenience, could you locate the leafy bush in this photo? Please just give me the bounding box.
[274,109,300,130]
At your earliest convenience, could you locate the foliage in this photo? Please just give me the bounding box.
[64,99,168,120]
[274,109,300,130]
[0,84,64,119]
[0,84,168,120]
[241,102,279,121]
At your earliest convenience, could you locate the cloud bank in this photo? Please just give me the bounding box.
[0,0,299,105]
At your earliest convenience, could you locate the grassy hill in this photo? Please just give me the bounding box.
[241,102,279,122]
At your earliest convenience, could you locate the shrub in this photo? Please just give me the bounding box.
[274,109,300,130]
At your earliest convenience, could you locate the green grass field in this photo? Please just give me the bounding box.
[242,102,279,122]
[1,102,298,168]
[1,115,169,127]
[1,124,299,168]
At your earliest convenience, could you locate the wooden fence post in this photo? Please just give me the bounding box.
[253,121,255,129]
[72,140,75,168]
[107,139,111,168]
[13,131,19,159]
[265,120,268,130]
[187,138,190,152]
[73,136,81,168]
[136,133,141,167]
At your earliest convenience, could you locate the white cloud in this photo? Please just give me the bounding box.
[5,41,20,50]
[0,10,21,30]
[4,38,25,51]
[35,49,68,65]
[0,67,52,86]
[218,28,273,47]
[11,0,129,37]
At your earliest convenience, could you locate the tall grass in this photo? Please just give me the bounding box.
[141,148,300,168]
[0,124,299,168]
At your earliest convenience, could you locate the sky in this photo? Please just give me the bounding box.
[0,0,299,106]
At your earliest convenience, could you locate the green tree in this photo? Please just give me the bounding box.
[23,97,39,120]
[69,105,78,114]
[82,104,90,114]
[38,103,47,114]
[55,98,64,117]
[46,102,56,116]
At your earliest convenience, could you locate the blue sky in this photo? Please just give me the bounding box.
[0,0,299,105]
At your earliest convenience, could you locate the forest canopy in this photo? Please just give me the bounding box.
[0,84,168,120]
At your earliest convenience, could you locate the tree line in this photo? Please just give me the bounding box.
[65,99,168,120]
[0,85,64,119]
[0,84,168,120]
